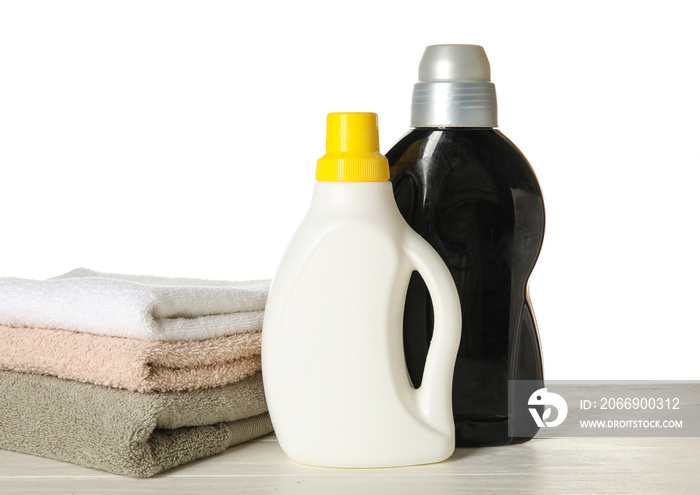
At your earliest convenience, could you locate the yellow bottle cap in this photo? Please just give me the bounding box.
[316,112,390,181]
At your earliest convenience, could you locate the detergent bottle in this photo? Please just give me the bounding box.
[262,112,462,467]
[387,45,545,446]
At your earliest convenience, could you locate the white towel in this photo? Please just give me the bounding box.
[0,268,271,341]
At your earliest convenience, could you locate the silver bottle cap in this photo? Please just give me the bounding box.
[411,45,498,128]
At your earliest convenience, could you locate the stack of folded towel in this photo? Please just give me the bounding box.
[0,268,273,477]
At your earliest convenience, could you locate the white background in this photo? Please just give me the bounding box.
[1,1,698,380]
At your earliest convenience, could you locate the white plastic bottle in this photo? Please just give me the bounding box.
[262,112,462,468]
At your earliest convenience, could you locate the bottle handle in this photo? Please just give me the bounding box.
[402,230,462,435]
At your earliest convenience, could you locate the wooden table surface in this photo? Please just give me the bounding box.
[1,433,698,494]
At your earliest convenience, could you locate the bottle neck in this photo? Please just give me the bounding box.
[309,181,399,218]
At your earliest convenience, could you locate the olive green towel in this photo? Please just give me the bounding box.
[0,370,272,477]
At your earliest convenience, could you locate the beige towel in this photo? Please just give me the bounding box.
[0,324,261,392]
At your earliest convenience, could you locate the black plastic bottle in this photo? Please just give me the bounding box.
[387,45,545,446]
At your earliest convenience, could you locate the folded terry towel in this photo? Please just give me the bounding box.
[0,370,272,477]
[0,268,271,340]
[0,325,262,392]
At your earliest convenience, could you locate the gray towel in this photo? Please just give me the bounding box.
[0,370,272,477]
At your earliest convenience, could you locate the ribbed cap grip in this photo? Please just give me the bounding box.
[316,113,390,181]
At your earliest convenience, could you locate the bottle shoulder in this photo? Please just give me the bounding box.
[387,128,542,196]
[388,128,531,168]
